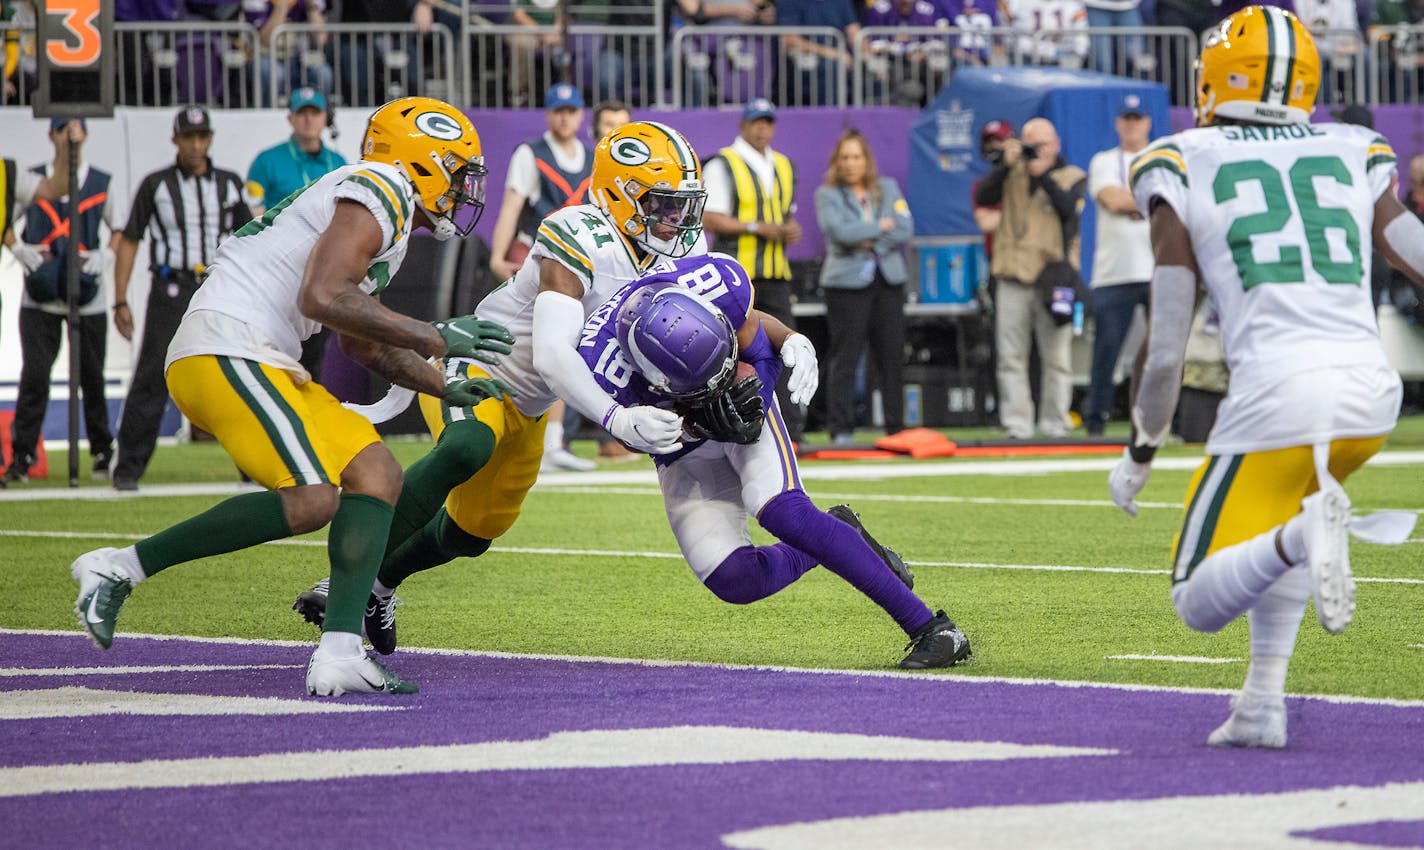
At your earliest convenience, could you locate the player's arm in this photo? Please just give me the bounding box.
[299,199,447,360]
[747,308,818,405]
[338,332,445,397]
[1108,199,1198,517]
[1374,190,1424,291]
[531,259,684,453]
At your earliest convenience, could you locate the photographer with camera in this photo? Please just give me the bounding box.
[972,117,1086,439]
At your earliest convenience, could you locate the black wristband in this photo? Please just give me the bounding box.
[113,301,128,310]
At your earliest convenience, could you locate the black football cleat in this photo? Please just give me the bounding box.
[899,610,971,669]
[293,578,329,628]
[293,578,401,655]
[828,504,914,589]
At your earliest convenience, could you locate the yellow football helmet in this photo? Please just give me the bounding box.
[362,97,487,240]
[592,121,706,258]
[1196,5,1320,127]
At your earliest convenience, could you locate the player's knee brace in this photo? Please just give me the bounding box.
[435,511,492,560]
[434,418,497,473]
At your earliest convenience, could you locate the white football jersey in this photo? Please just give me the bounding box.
[475,204,708,417]
[1131,122,1399,453]
[167,161,416,375]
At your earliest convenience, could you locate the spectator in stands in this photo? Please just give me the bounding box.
[1373,0,1424,101]
[1083,0,1149,76]
[702,99,807,440]
[815,129,913,444]
[1084,96,1152,437]
[109,107,253,491]
[860,0,951,107]
[488,82,596,472]
[945,0,1003,68]
[973,117,1086,439]
[1,120,126,486]
[590,99,631,146]
[338,0,440,105]
[1001,0,1089,68]
[1298,0,1362,100]
[506,0,565,108]
[244,0,333,107]
[672,0,774,106]
[775,0,860,105]
[246,87,345,378]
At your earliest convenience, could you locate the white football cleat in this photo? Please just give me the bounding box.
[541,447,596,472]
[71,548,134,650]
[1301,488,1354,634]
[305,647,418,697]
[1207,694,1287,749]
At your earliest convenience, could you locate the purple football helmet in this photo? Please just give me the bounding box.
[617,283,737,403]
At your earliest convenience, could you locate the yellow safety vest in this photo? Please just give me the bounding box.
[717,147,795,281]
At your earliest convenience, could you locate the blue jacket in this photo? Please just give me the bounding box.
[814,177,913,289]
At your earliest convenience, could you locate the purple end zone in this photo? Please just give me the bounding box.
[1,632,1421,849]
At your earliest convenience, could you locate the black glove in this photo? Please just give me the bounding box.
[683,375,765,445]
[442,376,516,408]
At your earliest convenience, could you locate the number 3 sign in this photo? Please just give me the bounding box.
[35,0,115,118]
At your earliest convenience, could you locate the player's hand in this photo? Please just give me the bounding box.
[10,242,47,274]
[113,303,134,341]
[80,246,115,276]
[606,404,684,455]
[779,333,818,405]
[441,376,515,408]
[432,315,516,364]
[684,375,764,444]
[1108,448,1151,518]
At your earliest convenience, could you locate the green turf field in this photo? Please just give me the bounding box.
[4,417,1421,701]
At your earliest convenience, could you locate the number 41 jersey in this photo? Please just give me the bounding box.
[1129,123,1397,439]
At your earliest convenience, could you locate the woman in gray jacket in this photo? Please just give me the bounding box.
[814,129,914,443]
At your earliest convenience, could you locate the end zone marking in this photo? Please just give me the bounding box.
[1106,654,1243,665]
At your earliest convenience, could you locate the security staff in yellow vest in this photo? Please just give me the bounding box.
[972,117,1086,440]
[702,98,806,438]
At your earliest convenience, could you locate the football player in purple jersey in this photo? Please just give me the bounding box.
[577,253,973,669]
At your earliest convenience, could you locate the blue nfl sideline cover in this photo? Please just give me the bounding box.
[907,67,1171,280]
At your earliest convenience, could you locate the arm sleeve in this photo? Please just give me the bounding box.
[531,289,622,423]
[1131,264,1197,448]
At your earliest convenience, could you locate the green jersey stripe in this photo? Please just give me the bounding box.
[1367,154,1397,171]
[1130,158,1188,190]
[348,175,402,241]
[537,234,594,285]
[367,168,413,226]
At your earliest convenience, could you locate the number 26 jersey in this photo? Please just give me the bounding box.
[1129,123,1397,438]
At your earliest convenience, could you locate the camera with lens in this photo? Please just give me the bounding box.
[1021,143,1040,161]
[985,147,1006,166]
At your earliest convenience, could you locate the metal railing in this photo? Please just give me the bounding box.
[270,22,457,109]
[1,12,1401,112]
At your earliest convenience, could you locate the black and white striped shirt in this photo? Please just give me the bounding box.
[122,159,252,274]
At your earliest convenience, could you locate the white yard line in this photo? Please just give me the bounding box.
[1106,654,1243,664]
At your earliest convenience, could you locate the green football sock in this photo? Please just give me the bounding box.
[135,490,291,576]
[378,508,490,589]
[324,493,395,635]
[385,419,495,557]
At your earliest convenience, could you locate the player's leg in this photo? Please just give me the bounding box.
[70,356,341,650]
[734,398,970,667]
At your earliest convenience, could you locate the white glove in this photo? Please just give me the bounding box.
[9,242,46,274]
[1108,447,1152,518]
[81,246,115,276]
[779,333,819,406]
[605,404,684,455]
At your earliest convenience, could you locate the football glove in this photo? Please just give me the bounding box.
[1108,447,1151,518]
[432,315,515,364]
[605,404,684,455]
[80,246,115,276]
[441,376,515,408]
[779,333,818,405]
[684,375,765,445]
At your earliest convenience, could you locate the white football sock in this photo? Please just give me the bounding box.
[113,546,147,586]
[544,420,565,453]
[1240,655,1290,702]
[372,579,396,598]
[1171,528,1292,633]
[1247,565,1310,661]
[317,631,363,657]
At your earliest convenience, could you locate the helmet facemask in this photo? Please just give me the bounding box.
[425,150,487,241]
[617,179,706,259]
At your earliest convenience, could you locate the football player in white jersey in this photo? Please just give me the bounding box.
[69,98,517,697]
[1109,7,1424,747]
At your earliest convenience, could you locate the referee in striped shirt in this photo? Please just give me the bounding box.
[109,106,253,491]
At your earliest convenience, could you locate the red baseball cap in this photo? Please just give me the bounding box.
[981,120,1014,141]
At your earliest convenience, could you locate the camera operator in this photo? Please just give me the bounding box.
[972,117,1086,439]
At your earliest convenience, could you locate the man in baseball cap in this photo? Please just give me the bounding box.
[173,105,213,136]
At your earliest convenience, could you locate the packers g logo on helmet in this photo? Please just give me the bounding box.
[611,138,652,166]
[414,111,464,141]
[1196,5,1320,127]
